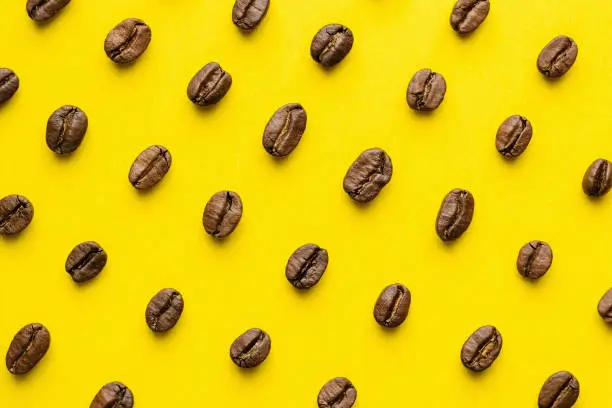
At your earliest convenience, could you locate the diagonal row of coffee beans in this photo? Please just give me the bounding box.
[1,1,609,407]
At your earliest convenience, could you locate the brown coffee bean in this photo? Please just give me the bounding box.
[517,241,553,279]
[285,244,328,289]
[104,18,152,64]
[90,382,134,408]
[262,103,307,157]
[0,195,34,236]
[537,35,578,77]
[0,68,19,104]
[597,288,612,323]
[406,69,447,111]
[373,283,411,328]
[26,0,70,23]
[496,115,532,158]
[343,148,393,203]
[145,288,184,332]
[187,62,232,106]
[436,189,474,242]
[230,328,271,368]
[310,24,354,68]
[582,159,612,197]
[317,377,357,408]
[65,241,107,283]
[46,105,88,154]
[460,325,502,372]
[203,191,243,238]
[450,0,490,34]
[128,145,172,190]
[5,323,50,375]
[232,0,269,31]
[538,371,579,408]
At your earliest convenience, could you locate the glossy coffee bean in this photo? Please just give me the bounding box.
[373,283,411,328]
[310,24,354,68]
[460,325,502,371]
[263,103,307,157]
[145,288,184,332]
[537,35,578,77]
[436,189,474,242]
[517,241,552,279]
[407,69,447,111]
[0,195,34,236]
[232,0,269,31]
[538,371,579,408]
[230,328,271,368]
[104,18,152,64]
[343,148,392,203]
[582,159,612,197]
[187,62,232,106]
[597,288,612,323]
[65,241,107,283]
[0,68,19,104]
[46,105,88,154]
[128,145,172,190]
[317,377,357,408]
[90,382,134,408]
[203,191,243,238]
[496,115,532,158]
[5,323,50,375]
[286,244,328,289]
[450,0,490,34]
[26,0,70,23]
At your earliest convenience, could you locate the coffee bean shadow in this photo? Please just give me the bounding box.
[585,195,607,206]
[151,327,180,341]
[191,102,222,117]
[1,227,33,245]
[464,367,489,380]
[541,75,568,88]
[408,108,437,121]
[267,154,290,168]
[291,285,316,299]
[233,363,264,378]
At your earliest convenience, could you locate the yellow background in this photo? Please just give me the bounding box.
[1,0,611,406]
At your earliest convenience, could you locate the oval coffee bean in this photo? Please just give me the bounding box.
[0,68,19,104]
[582,159,612,197]
[516,241,553,279]
[232,0,269,31]
[65,241,107,283]
[373,283,411,328]
[537,35,578,77]
[5,323,50,375]
[0,195,34,236]
[310,24,354,68]
[460,325,502,371]
[496,115,532,158]
[230,328,271,368]
[407,69,447,111]
[435,189,474,242]
[128,145,172,190]
[597,288,612,323]
[538,371,579,408]
[285,243,328,289]
[46,105,88,154]
[104,18,151,64]
[450,0,490,34]
[317,377,357,408]
[203,191,243,238]
[187,62,232,106]
[90,382,134,408]
[145,288,184,332]
[262,103,307,157]
[343,148,392,203]
[26,0,70,23]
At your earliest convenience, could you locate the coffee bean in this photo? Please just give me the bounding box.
[65,241,107,283]
[517,241,552,279]
[286,244,328,289]
[407,69,447,112]
[460,325,502,372]
[450,0,490,34]
[537,35,578,77]
[5,323,50,375]
[104,18,152,64]
[187,62,232,106]
[46,105,88,154]
[435,189,474,242]
[597,288,612,323]
[0,195,34,236]
[0,68,19,104]
[203,191,243,238]
[230,328,271,368]
[310,24,354,68]
[343,148,393,203]
[538,371,579,408]
[317,377,357,408]
[373,283,411,328]
[232,0,269,31]
[496,115,532,158]
[128,145,172,190]
[26,0,70,23]
[90,382,134,408]
[262,103,307,157]
[582,159,612,197]
[145,288,184,332]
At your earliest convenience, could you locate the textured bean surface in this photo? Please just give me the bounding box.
[516,241,553,279]
[262,103,307,157]
[26,0,71,22]
[373,283,411,328]
[538,371,579,408]
[407,69,447,111]
[495,115,532,158]
[436,189,474,241]
[343,148,392,203]
[65,241,107,283]
[582,159,612,197]
[597,288,612,323]
[285,243,328,289]
[310,24,354,68]
[460,325,502,371]
[232,0,269,31]
[317,377,357,408]
[128,145,172,189]
[145,288,184,332]
[5,323,50,374]
[537,35,578,77]
[89,382,134,408]
[450,0,490,33]
[187,62,232,106]
[0,68,19,104]
[230,328,271,368]
[0,195,34,236]
[203,191,243,238]
[46,105,88,154]
[104,18,152,64]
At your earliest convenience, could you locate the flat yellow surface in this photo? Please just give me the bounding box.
[1,0,612,406]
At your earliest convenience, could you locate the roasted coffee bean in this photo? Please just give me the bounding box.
[537,35,578,77]
[582,159,612,197]
[317,377,357,408]
[5,323,50,375]
[65,241,107,283]
[597,288,612,323]
[436,189,474,242]
[187,62,232,106]
[46,105,88,154]
[230,328,271,368]
[286,244,328,289]
[496,115,532,158]
[145,288,184,332]
[310,24,354,68]
[450,0,490,33]
[407,69,446,111]
[128,145,171,189]
[104,18,151,64]
[203,191,243,238]
[0,195,34,236]
[538,371,579,408]
[262,103,307,157]
[232,0,269,31]
[0,68,19,104]
[460,325,502,372]
[517,241,553,279]
[343,148,392,203]
[26,0,70,23]
[90,382,134,408]
[373,283,411,328]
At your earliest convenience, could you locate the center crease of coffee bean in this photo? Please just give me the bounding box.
[0,73,15,88]
[470,335,498,365]
[546,44,572,73]
[29,1,49,16]
[500,118,528,155]
[0,200,27,228]
[134,150,168,185]
[69,248,102,273]
[110,25,144,59]
[458,0,486,23]
[351,152,386,197]
[523,242,543,276]
[235,0,266,26]
[151,292,179,329]
[196,70,226,104]
[292,248,321,282]
[238,331,265,361]
[593,161,609,194]
[319,31,344,61]
[54,107,78,150]
[443,191,469,239]
[385,290,405,325]
[213,192,233,236]
[550,376,576,406]
[10,327,43,372]
[272,109,299,152]
[325,384,353,407]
